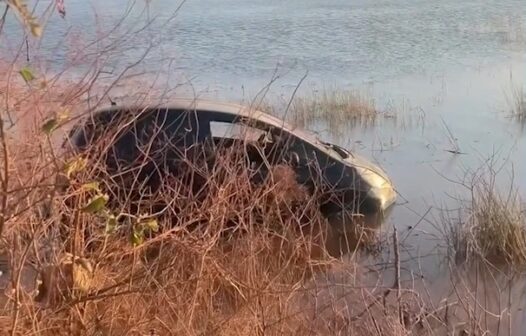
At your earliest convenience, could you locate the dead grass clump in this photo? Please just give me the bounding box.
[442,168,526,266]
[0,45,398,334]
[489,13,526,45]
[467,187,525,265]
[0,167,325,334]
[0,110,337,335]
[506,82,526,122]
[289,89,379,129]
[0,79,402,335]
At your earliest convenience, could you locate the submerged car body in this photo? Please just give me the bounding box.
[67,99,396,217]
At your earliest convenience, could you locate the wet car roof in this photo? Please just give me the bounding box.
[92,98,338,157]
[81,98,394,201]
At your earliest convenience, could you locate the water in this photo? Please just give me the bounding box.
[2,0,526,332]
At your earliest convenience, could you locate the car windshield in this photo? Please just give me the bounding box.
[238,117,353,160]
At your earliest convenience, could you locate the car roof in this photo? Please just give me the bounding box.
[91,98,332,154]
[79,99,396,185]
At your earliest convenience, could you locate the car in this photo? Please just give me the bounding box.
[66,98,396,220]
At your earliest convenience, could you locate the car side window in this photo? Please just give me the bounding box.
[209,121,266,142]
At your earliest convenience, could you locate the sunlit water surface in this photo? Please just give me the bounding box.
[2,0,526,332]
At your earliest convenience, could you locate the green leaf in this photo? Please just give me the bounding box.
[105,214,118,234]
[42,112,69,135]
[143,219,159,233]
[41,118,59,135]
[131,228,144,247]
[81,194,109,213]
[19,67,36,83]
[80,181,100,192]
[65,157,88,178]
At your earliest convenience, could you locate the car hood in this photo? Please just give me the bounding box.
[343,153,397,210]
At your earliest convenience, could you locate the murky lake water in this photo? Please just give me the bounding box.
[2,0,526,332]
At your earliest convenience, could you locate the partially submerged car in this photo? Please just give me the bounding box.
[67,99,396,219]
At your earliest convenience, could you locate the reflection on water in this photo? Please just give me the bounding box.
[413,263,526,334]
[325,208,393,257]
[303,259,526,334]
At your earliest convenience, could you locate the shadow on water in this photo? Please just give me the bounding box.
[324,207,394,258]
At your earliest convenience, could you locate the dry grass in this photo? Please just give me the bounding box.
[0,58,417,335]
[506,82,526,122]
[246,93,421,144]
[288,89,379,130]
[467,189,525,265]
[440,164,526,267]
[489,13,526,45]
[2,54,523,334]
[2,8,524,332]
[2,65,524,335]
